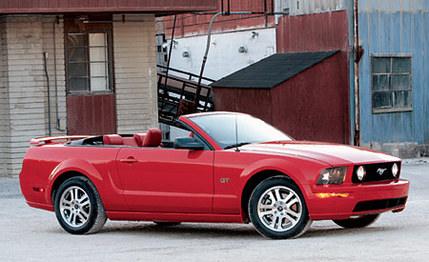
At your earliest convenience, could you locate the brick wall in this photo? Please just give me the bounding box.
[113,14,158,133]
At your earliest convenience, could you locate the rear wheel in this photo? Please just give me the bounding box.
[248,176,311,239]
[333,214,380,229]
[54,176,107,234]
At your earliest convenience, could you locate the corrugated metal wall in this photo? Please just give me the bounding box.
[358,0,429,145]
[163,0,275,38]
[213,53,349,143]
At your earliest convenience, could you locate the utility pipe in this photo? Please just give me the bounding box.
[353,0,361,146]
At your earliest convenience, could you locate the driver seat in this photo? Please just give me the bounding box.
[142,128,162,147]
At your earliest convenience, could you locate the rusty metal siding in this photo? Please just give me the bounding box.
[67,94,116,135]
[213,52,349,144]
[276,0,347,16]
[213,88,273,124]
[163,0,275,38]
[0,0,217,14]
[276,10,349,53]
[358,0,429,145]
[271,52,349,143]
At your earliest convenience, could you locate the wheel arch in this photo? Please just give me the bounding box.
[240,169,302,223]
[47,159,104,205]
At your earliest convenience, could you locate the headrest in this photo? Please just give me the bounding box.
[103,134,123,145]
[142,128,162,147]
[133,133,146,147]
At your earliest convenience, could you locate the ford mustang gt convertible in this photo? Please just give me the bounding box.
[20,112,409,239]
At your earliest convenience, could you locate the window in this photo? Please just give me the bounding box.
[190,114,291,149]
[66,32,111,93]
[371,56,412,113]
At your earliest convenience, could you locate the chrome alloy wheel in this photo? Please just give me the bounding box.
[257,186,303,232]
[59,186,91,228]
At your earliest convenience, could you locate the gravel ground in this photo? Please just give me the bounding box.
[1,159,428,261]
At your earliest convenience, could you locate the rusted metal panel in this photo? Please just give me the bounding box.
[271,52,349,143]
[0,0,217,14]
[213,52,349,144]
[213,88,272,124]
[163,0,275,38]
[67,94,116,135]
[276,10,349,53]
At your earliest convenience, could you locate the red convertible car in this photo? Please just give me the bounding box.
[20,112,409,239]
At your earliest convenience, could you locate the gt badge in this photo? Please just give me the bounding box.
[220,177,230,184]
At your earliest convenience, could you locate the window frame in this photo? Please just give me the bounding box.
[371,54,413,114]
[65,29,114,95]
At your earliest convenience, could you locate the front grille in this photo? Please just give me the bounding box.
[352,162,401,183]
[353,197,407,212]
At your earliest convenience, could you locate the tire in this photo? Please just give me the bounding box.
[333,214,380,229]
[154,221,181,226]
[248,176,311,239]
[54,176,107,234]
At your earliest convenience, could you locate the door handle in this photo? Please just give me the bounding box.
[119,156,138,163]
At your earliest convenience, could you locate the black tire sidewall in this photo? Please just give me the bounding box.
[54,177,99,234]
[248,177,309,239]
[333,214,380,229]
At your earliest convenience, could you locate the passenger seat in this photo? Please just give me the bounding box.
[103,134,123,145]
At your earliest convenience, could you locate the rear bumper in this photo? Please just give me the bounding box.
[306,179,409,220]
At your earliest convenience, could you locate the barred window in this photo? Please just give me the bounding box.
[371,56,412,113]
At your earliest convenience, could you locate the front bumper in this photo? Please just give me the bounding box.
[306,179,409,220]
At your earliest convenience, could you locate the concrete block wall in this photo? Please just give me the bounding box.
[113,14,158,133]
[0,15,66,176]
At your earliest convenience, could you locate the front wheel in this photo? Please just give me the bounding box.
[54,176,107,234]
[333,214,380,229]
[248,176,311,239]
[154,221,181,226]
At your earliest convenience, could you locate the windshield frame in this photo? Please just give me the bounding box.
[179,112,292,150]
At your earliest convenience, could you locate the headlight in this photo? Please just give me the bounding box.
[317,167,347,185]
[356,166,366,181]
[392,163,399,177]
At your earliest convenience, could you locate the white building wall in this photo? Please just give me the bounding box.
[113,14,158,133]
[0,19,11,175]
[41,16,67,137]
[0,15,66,176]
[168,27,276,81]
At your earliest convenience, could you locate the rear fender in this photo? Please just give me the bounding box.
[46,159,103,205]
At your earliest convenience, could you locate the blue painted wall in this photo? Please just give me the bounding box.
[358,0,429,145]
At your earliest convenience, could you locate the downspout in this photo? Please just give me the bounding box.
[53,19,65,132]
[353,0,361,146]
[43,52,52,137]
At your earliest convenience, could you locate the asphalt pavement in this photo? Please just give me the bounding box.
[1,159,428,261]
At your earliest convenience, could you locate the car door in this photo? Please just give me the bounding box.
[116,146,214,213]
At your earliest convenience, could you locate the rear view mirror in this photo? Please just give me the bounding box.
[174,137,205,150]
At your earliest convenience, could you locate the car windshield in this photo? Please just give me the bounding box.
[189,113,292,149]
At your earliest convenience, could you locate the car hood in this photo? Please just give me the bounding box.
[239,141,400,166]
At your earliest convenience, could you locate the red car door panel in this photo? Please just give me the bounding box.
[116,148,214,213]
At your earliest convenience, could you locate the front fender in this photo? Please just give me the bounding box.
[239,158,308,192]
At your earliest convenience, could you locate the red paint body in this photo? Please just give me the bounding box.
[20,112,409,224]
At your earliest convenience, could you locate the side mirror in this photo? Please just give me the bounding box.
[174,137,205,150]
